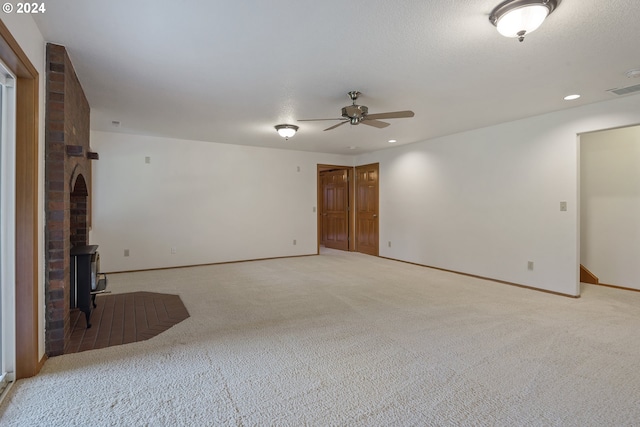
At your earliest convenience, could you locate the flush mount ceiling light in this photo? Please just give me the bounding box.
[275,124,298,140]
[625,69,640,79]
[564,94,580,100]
[489,0,559,42]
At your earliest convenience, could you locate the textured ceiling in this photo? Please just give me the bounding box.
[32,0,640,154]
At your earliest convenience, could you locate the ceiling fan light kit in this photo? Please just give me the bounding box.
[489,0,558,42]
[298,91,415,132]
[275,124,298,140]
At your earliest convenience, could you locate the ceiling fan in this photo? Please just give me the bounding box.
[298,91,415,131]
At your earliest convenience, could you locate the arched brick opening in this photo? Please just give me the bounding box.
[70,174,88,247]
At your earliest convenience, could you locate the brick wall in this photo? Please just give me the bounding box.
[45,44,92,356]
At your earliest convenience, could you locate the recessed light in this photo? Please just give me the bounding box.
[388,139,397,143]
[625,69,640,79]
[348,146,358,150]
[564,94,580,101]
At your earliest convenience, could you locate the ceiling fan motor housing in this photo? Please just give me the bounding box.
[342,104,368,124]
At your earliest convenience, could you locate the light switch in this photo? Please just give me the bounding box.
[560,201,567,212]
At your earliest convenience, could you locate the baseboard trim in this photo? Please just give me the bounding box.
[580,264,599,284]
[104,253,318,274]
[37,354,47,372]
[0,377,14,405]
[592,282,640,293]
[107,253,581,298]
[379,256,580,298]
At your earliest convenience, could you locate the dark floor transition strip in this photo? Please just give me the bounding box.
[65,292,190,354]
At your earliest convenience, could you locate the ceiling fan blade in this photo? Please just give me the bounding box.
[324,121,349,131]
[298,118,343,122]
[361,119,390,129]
[365,110,415,120]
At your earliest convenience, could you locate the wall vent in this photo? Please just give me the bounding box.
[607,83,640,96]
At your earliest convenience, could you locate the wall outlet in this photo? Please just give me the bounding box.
[297,166,300,172]
[124,249,130,257]
[293,239,297,245]
[171,247,177,254]
[528,261,534,270]
[145,156,151,164]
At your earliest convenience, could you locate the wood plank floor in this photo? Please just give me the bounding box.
[65,292,190,354]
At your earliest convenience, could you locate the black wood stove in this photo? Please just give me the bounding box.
[70,245,108,328]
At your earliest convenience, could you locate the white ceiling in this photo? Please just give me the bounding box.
[32,0,640,155]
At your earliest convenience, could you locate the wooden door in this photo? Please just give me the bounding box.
[355,163,379,256]
[321,169,349,250]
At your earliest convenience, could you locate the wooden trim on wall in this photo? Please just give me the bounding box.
[0,20,41,379]
[579,264,599,285]
[380,256,581,298]
[592,282,640,293]
[104,253,318,274]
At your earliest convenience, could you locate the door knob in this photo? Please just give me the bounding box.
[373,214,378,218]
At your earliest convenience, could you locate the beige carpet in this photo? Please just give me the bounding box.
[2,249,640,426]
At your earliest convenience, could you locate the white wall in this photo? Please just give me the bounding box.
[91,95,640,295]
[89,131,352,272]
[1,16,46,361]
[355,95,640,296]
[581,125,640,290]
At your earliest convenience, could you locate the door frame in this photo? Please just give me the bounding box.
[317,164,355,253]
[0,20,41,379]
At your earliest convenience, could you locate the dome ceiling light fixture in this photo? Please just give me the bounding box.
[489,0,559,42]
[275,124,298,140]
[625,69,640,79]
